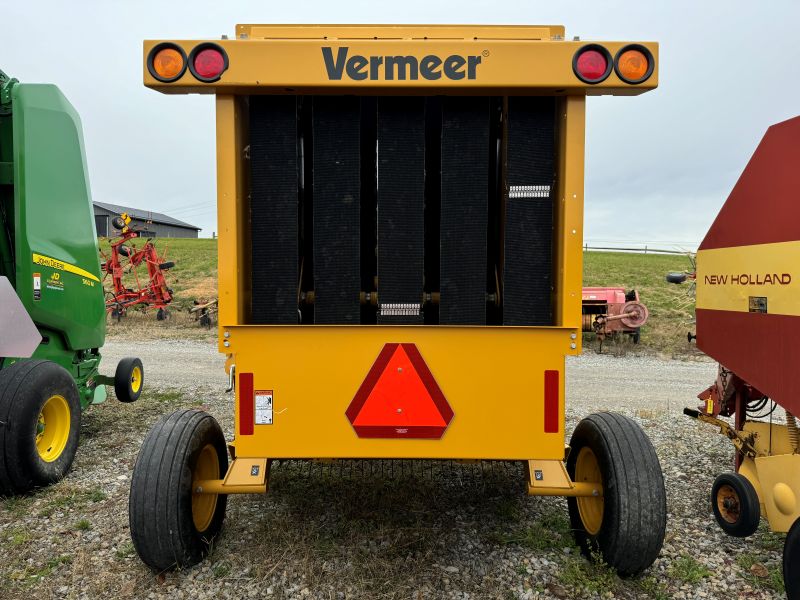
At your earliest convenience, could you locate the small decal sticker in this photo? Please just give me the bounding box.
[255,390,273,425]
[534,470,544,481]
[46,271,64,292]
[33,273,41,300]
[749,296,767,313]
[250,465,260,476]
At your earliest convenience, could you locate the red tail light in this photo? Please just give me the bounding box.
[189,43,229,82]
[572,45,612,84]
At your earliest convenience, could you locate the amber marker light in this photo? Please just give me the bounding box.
[147,43,187,82]
[614,45,654,84]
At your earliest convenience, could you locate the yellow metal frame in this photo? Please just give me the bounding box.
[697,414,800,533]
[144,24,658,496]
[145,25,658,95]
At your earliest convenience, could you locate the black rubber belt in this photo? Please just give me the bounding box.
[312,96,361,324]
[440,96,490,325]
[249,95,299,324]
[376,97,425,324]
[503,97,555,326]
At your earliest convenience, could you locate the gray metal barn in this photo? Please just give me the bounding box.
[93,201,201,239]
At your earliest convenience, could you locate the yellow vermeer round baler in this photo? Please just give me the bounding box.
[128,24,667,574]
[684,115,800,596]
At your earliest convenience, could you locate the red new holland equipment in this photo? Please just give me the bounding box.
[682,115,800,597]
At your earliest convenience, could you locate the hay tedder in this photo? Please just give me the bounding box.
[679,116,800,596]
[130,25,667,574]
[100,212,174,320]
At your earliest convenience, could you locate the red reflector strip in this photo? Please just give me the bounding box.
[239,372,254,435]
[544,370,559,433]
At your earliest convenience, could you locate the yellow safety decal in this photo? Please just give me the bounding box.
[32,253,100,283]
[696,241,800,316]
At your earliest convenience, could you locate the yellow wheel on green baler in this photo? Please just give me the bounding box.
[36,394,71,462]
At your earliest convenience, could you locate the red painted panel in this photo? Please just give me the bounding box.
[239,372,254,436]
[544,370,559,433]
[697,308,800,415]
[700,116,800,251]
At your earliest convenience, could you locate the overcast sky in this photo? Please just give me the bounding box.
[4,1,799,249]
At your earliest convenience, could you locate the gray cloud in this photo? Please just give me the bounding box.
[4,0,798,248]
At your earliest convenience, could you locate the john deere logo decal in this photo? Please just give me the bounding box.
[322,47,482,81]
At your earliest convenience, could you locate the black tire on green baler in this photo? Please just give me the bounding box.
[114,357,144,403]
[129,409,228,571]
[566,412,667,577]
[0,360,81,495]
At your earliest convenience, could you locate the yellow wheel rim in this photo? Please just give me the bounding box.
[192,444,219,533]
[716,484,741,524]
[575,446,604,535]
[130,366,142,394]
[36,395,71,463]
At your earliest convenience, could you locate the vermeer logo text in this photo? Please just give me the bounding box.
[322,47,482,81]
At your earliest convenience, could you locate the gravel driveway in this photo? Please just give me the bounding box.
[0,336,786,599]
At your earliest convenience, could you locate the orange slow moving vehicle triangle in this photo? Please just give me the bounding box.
[346,343,454,438]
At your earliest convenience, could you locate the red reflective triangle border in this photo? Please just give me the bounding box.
[346,343,454,439]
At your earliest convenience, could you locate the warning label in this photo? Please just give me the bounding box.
[33,273,41,301]
[255,390,273,425]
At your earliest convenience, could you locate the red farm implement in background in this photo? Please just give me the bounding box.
[100,214,174,320]
[582,287,649,344]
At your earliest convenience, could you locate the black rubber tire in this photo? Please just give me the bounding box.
[118,245,132,257]
[710,472,760,538]
[112,216,127,230]
[114,357,143,403]
[0,360,81,495]
[785,516,800,599]
[566,412,667,576]
[666,272,687,284]
[129,409,229,571]
[159,261,175,270]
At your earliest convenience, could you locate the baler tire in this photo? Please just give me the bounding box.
[159,261,175,270]
[784,516,800,599]
[0,360,81,495]
[710,472,760,538]
[129,409,228,571]
[114,357,144,403]
[566,412,667,577]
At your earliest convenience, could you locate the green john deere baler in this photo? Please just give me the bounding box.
[0,69,143,495]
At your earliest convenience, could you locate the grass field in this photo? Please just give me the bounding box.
[583,251,698,357]
[100,238,698,355]
[98,237,217,311]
